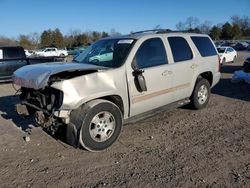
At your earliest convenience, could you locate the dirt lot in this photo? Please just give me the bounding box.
[0,52,250,188]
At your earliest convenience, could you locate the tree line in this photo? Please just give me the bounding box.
[176,15,250,40]
[0,15,249,49]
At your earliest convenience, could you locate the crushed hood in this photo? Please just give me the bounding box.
[13,62,107,89]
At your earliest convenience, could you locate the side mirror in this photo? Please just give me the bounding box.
[133,69,147,92]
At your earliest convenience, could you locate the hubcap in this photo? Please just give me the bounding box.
[89,111,115,142]
[197,85,208,105]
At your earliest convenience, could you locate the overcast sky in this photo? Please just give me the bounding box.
[0,0,249,38]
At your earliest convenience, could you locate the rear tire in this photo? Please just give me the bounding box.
[190,78,211,109]
[60,53,65,57]
[233,56,236,63]
[70,99,123,152]
[222,58,226,65]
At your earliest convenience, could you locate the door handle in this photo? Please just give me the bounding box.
[162,70,173,76]
[190,64,198,69]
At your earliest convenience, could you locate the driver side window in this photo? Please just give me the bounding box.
[134,38,167,69]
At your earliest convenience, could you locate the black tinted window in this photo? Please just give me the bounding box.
[3,48,22,59]
[168,37,193,62]
[217,48,226,53]
[191,36,217,57]
[135,38,167,69]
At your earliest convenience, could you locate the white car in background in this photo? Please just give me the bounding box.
[24,50,32,57]
[217,47,237,64]
[33,47,68,57]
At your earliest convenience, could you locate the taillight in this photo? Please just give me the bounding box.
[218,55,221,72]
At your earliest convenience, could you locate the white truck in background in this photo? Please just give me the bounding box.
[34,47,68,57]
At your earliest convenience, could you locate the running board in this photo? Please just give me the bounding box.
[124,98,190,124]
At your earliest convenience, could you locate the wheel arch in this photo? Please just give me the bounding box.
[99,95,124,117]
[199,71,213,86]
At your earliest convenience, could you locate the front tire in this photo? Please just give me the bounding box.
[70,99,123,152]
[190,78,211,109]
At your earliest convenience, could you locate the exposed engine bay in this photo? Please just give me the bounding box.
[16,86,64,134]
[13,63,104,134]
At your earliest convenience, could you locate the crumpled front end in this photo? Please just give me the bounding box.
[16,86,65,133]
[13,62,106,133]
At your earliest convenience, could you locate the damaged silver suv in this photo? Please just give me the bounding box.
[13,30,220,151]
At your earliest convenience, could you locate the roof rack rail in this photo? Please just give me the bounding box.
[130,29,199,35]
[130,29,159,35]
[130,29,173,35]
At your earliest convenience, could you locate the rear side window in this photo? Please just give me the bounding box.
[135,38,167,69]
[191,36,217,57]
[168,37,193,62]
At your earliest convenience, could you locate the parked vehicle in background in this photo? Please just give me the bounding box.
[232,42,249,51]
[33,47,68,57]
[243,56,250,73]
[89,48,113,62]
[67,47,86,56]
[14,30,220,152]
[247,44,250,51]
[24,50,33,57]
[0,46,28,80]
[67,47,78,55]
[217,47,237,64]
[0,46,67,81]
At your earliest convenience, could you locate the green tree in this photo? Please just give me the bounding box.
[91,31,101,42]
[74,34,89,46]
[232,24,242,39]
[53,28,64,48]
[221,22,233,40]
[209,26,222,40]
[40,30,52,47]
[101,31,109,38]
[40,29,64,48]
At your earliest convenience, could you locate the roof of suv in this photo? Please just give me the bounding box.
[102,29,209,40]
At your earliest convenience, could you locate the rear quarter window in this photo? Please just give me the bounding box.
[191,36,217,57]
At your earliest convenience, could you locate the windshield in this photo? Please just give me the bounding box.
[217,48,226,53]
[74,38,135,68]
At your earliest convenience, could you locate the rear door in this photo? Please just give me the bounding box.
[126,37,174,116]
[167,36,197,101]
[51,48,57,56]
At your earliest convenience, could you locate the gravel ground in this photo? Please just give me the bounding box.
[0,52,250,188]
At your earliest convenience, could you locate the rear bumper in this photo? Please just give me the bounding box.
[212,72,221,88]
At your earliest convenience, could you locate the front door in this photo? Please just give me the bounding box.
[126,37,174,116]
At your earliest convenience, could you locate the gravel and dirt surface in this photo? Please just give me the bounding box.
[0,52,250,188]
